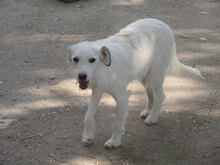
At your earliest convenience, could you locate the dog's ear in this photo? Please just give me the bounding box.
[99,46,111,66]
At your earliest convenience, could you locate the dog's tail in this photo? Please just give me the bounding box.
[168,44,205,79]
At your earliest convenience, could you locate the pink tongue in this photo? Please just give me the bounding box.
[79,81,89,89]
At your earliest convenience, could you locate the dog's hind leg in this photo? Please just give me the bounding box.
[82,89,102,145]
[104,89,129,149]
[144,75,165,125]
[140,80,154,118]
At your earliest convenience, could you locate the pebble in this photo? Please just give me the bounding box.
[75,5,82,8]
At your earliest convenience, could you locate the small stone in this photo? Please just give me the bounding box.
[75,5,82,8]
[193,155,198,158]
[23,60,31,63]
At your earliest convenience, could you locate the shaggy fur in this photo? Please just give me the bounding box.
[67,18,204,148]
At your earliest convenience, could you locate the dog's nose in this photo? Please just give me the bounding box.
[78,73,87,81]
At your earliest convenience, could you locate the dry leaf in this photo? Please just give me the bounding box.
[200,11,209,15]
[200,37,207,41]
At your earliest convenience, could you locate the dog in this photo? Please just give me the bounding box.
[66,18,204,148]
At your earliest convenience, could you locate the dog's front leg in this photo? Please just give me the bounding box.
[82,88,102,146]
[104,90,129,149]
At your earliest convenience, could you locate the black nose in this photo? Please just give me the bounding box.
[78,73,87,81]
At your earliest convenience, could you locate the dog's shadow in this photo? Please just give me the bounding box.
[1,101,218,165]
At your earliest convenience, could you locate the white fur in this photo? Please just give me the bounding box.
[67,18,204,148]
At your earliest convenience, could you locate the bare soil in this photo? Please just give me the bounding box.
[0,0,220,164]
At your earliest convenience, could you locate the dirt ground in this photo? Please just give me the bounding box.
[0,0,220,164]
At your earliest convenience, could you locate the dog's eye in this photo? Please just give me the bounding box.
[73,57,79,63]
[88,58,96,63]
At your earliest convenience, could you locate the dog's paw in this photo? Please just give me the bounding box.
[104,139,121,149]
[82,137,94,146]
[140,109,150,118]
[144,115,158,125]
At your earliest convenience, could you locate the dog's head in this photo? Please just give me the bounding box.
[67,42,111,90]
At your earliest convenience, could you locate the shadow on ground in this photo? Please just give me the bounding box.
[1,103,220,165]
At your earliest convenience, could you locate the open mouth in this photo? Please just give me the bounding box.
[79,81,89,90]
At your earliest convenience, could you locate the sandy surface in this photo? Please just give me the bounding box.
[0,0,220,164]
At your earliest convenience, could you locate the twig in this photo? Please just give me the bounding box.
[180,34,190,39]
[21,127,56,140]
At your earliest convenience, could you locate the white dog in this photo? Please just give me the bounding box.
[67,18,204,148]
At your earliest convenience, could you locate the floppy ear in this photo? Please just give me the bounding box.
[99,46,111,66]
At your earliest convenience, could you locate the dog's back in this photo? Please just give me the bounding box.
[97,18,203,85]
[95,19,175,85]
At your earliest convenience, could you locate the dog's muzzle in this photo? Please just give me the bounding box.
[78,73,89,90]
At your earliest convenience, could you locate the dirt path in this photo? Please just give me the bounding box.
[0,0,220,164]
